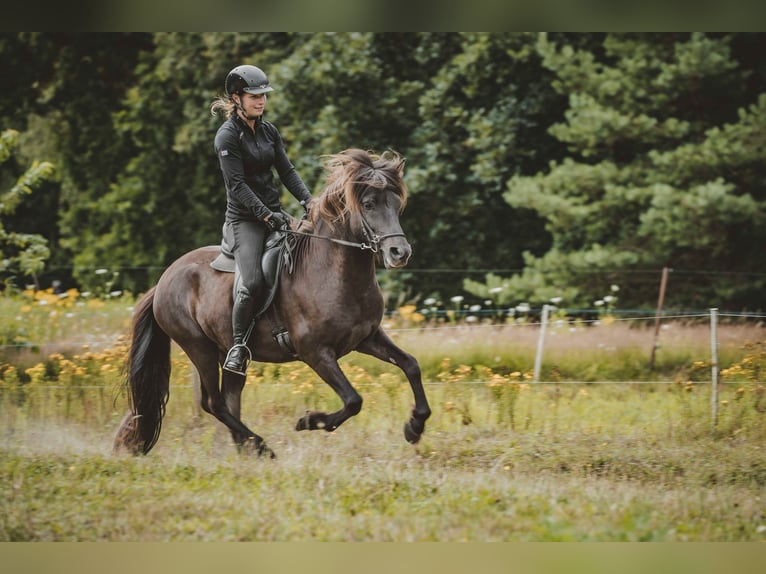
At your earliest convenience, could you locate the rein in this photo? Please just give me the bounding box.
[284,215,405,253]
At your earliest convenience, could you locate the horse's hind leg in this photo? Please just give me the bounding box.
[220,369,274,457]
[356,328,431,444]
[187,342,274,458]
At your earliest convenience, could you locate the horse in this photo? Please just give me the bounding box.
[113,148,431,457]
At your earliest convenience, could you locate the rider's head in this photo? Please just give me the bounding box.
[212,65,274,120]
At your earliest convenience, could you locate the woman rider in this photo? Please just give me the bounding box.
[211,65,312,375]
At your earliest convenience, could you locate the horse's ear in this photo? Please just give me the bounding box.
[382,149,405,177]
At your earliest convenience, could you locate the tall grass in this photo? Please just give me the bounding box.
[2,379,765,541]
[385,319,763,382]
[1,292,765,541]
[0,288,135,370]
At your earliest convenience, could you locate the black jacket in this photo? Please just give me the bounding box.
[214,114,311,221]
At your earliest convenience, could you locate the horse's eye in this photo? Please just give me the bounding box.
[363,201,375,211]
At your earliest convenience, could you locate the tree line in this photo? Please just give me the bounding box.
[2,32,765,311]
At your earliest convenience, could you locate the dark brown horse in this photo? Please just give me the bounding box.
[113,149,431,457]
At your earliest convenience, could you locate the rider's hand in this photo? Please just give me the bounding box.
[300,199,311,220]
[264,211,289,231]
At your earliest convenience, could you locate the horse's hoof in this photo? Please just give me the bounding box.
[258,443,277,459]
[404,421,422,444]
[296,411,333,432]
[240,437,276,458]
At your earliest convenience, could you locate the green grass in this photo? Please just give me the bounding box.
[1,293,765,541]
[1,379,765,541]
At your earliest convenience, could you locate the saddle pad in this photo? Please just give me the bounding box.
[210,253,236,273]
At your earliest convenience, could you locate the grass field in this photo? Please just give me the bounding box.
[1,292,765,541]
[2,370,765,541]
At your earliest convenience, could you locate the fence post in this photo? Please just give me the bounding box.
[710,307,719,429]
[534,304,551,382]
[649,266,670,370]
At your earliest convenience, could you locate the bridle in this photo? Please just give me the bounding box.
[284,212,406,253]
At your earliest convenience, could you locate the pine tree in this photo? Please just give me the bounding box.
[491,33,766,310]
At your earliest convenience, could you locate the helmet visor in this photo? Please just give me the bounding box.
[242,84,274,95]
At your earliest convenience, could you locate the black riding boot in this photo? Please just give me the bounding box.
[223,288,256,375]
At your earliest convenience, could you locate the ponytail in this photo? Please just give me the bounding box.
[210,96,236,119]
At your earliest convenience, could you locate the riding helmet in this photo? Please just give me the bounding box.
[225,65,274,97]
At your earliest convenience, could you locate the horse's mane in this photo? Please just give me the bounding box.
[309,148,407,231]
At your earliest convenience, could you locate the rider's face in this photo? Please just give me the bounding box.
[237,92,267,118]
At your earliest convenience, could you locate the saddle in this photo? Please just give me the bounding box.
[210,228,286,290]
[210,229,297,357]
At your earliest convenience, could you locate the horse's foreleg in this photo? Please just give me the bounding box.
[356,329,431,444]
[296,353,363,433]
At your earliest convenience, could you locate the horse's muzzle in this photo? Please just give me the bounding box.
[382,239,412,269]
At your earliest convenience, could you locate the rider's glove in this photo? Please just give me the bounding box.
[300,199,311,220]
[265,211,289,231]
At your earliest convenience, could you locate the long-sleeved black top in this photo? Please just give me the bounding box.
[214,114,311,222]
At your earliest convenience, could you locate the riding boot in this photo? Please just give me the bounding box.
[223,287,256,375]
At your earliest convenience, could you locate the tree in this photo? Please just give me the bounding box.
[7,33,766,311]
[0,33,153,291]
[0,129,55,289]
[397,32,568,302]
[271,33,428,185]
[482,33,766,310]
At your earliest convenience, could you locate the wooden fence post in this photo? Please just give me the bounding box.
[649,266,669,370]
[710,307,719,429]
[534,304,551,382]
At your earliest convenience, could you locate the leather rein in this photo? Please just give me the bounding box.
[283,214,405,254]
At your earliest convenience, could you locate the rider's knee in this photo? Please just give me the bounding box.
[237,274,263,300]
[235,285,252,303]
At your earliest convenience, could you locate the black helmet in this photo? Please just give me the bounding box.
[225,65,274,97]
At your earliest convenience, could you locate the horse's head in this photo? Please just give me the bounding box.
[316,149,412,269]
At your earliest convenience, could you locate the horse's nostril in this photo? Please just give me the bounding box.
[390,246,410,262]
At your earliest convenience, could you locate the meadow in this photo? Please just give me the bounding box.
[1,289,765,541]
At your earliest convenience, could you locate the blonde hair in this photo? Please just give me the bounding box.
[210,96,236,119]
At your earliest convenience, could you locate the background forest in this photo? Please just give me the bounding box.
[2,32,765,312]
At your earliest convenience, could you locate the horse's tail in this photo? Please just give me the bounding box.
[113,287,171,455]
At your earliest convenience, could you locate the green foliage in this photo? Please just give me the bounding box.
[498,33,766,309]
[0,129,55,286]
[404,33,560,300]
[3,33,766,310]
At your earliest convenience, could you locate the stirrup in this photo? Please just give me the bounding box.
[223,343,252,376]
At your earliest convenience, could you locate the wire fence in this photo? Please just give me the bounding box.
[3,304,764,407]
[2,307,763,349]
